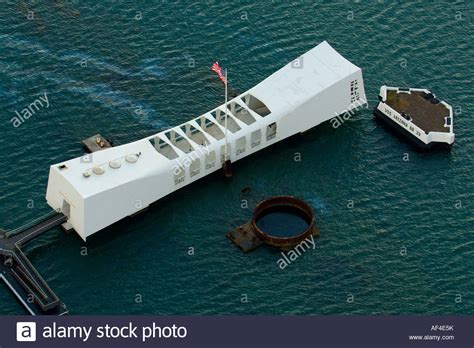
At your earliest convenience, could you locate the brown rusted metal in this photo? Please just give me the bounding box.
[223,159,232,178]
[82,134,112,153]
[227,195,319,251]
[226,222,263,253]
[252,196,318,249]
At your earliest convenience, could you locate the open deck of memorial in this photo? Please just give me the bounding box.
[385,89,450,133]
[374,86,454,148]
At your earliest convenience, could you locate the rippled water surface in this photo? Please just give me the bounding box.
[0,1,473,314]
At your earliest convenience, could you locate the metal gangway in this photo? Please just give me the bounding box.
[0,210,68,315]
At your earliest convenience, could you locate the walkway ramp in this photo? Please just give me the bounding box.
[0,211,68,315]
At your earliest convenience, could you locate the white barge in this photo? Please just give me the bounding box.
[374,86,455,149]
[46,41,366,241]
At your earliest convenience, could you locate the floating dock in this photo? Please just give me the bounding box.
[0,212,68,315]
[374,86,455,149]
[82,134,112,153]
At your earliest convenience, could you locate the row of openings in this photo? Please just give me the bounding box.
[173,122,277,185]
[150,95,272,160]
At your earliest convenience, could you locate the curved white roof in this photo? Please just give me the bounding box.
[51,41,362,199]
[249,41,361,113]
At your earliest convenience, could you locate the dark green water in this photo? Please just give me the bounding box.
[0,1,473,314]
[256,209,310,238]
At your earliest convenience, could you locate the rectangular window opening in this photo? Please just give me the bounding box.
[266,122,277,141]
[235,136,247,156]
[251,129,262,148]
[205,150,217,170]
[174,165,185,185]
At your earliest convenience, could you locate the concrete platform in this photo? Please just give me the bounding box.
[82,134,112,153]
[226,222,263,252]
[385,90,449,133]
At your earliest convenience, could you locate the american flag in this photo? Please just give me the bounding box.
[211,61,227,84]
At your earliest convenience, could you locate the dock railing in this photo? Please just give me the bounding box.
[5,209,61,239]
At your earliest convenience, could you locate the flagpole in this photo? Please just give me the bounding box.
[224,68,228,162]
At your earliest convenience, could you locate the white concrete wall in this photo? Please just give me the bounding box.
[46,44,368,240]
[46,167,85,239]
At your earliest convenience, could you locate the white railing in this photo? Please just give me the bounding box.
[379,86,454,145]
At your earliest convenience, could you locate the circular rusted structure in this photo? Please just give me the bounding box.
[251,196,318,249]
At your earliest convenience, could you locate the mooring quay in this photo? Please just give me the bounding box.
[0,211,68,315]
